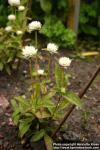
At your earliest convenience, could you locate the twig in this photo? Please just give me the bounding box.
[52,66,100,138]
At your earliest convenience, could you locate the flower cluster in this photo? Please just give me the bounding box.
[5,26,12,32]
[8,0,20,6]
[37,69,44,75]
[59,57,72,67]
[18,5,25,11]
[16,30,23,35]
[8,14,16,21]
[47,43,58,54]
[28,21,42,32]
[22,46,38,58]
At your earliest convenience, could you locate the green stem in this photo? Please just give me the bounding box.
[11,6,16,15]
[48,53,51,77]
[51,96,61,119]
[35,30,38,67]
[29,58,32,81]
[34,31,39,81]
[35,31,38,48]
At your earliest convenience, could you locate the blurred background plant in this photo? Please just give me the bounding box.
[79,0,100,38]
[0,0,28,74]
[0,0,8,27]
[30,0,100,42]
[0,0,100,38]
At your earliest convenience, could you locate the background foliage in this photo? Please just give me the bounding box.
[0,0,100,38]
[29,0,100,42]
[0,0,99,55]
[31,0,76,48]
[79,0,100,38]
[0,0,8,27]
[0,0,28,73]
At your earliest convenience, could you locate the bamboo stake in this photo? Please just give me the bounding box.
[52,66,100,138]
[67,0,80,34]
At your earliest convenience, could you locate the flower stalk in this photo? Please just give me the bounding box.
[48,53,51,77]
[29,58,32,81]
[51,95,61,119]
[35,30,38,48]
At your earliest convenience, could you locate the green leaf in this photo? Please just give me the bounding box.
[0,43,5,49]
[55,64,65,89]
[55,64,67,91]
[11,99,18,110]
[0,62,3,70]
[36,110,51,119]
[12,63,17,69]
[81,25,98,36]
[63,92,83,108]
[7,56,14,63]
[58,99,69,110]
[44,134,53,150]
[40,0,52,13]
[31,129,45,142]
[12,113,20,125]
[12,108,20,116]
[42,99,55,109]
[14,96,31,112]
[43,90,56,100]
[65,74,71,84]
[33,83,41,101]
[19,121,31,137]
[5,65,11,75]
[20,117,33,125]
[12,107,21,125]
[53,111,64,120]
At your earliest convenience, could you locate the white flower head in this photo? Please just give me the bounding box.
[47,43,58,53]
[28,21,42,32]
[59,57,72,67]
[8,0,20,6]
[5,26,12,32]
[22,46,38,58]
[18,5,25,11]
[37,69,44,75]
[16,30,23,35]
[8,14,16,21]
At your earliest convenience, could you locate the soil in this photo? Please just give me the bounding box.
[0,50,100,150]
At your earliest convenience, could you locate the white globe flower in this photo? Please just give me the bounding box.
[18,5,25,11]
[8,0,20,6]
[22,46,38,58]
[8,14,16,21]
[28,21,42,32]
[59,57,72,67]
[16,30,23,35]
[47,43,58,53]
[37,69,44,75]
[5,26,12,32]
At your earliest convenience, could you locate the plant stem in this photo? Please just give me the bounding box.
[35,31,38,48]
[35,30,38,69]
[34,30,39,81]
[48,53,51,77]
[29,58,32,81]
[51,95,61,119]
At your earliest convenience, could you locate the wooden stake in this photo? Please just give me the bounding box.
[67,0,80,34]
